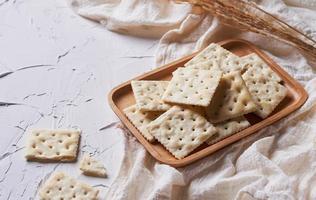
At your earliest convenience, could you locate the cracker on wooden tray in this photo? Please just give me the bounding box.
[131,80,171,111]
[180,104,207,117]
[39,172,99,200]
[185,60,220,71]
[25,129,80,162]
[206,71,258,123]
[147,105,217,159]
[241,53,282,82]
[162,67,222,107]
[242,71,287,118]
[124,105,162,142]
[80,154,107,178]
[206,116,250,145]
[184,43,243,74]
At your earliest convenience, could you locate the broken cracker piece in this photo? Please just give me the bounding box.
[162,67,222,107]
[124,105,162,142]
[147,105,217,159]
[80,154,107,178]
[131,80,171,111]
[207,116,250,145]
[39,172,99,200]
[25,129,80,162]
[206,71,258,123]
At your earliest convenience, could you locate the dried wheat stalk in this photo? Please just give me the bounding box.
[184,0,316,59]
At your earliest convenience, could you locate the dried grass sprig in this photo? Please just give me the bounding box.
[183,0,316,59]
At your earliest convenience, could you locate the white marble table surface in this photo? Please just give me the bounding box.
[0,0,158,199]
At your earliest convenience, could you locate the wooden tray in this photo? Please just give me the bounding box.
[108,39,308,167]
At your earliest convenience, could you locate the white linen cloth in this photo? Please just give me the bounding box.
[69,0,316,199]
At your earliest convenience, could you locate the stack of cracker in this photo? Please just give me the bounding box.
[125,43,287,159]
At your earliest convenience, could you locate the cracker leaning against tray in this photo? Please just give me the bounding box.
[205,71,258,123]
[241,53,282,82]
[184,43,244,74]
[123,43,288,160]
[242,67,287,118]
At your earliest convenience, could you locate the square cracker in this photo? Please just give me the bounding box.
[185,60,221,71]
[206,116,250,145]
[124,105,162,142]
[147,105,217,159]
[184,43,243,74]
[206,71,258,123]
[131,80,171,111]
[162,67,222,107]
[39,172,99,200]
[242,71,287,118]
[241,53,282,82]
[80,154,107,178]
[25,129,80,162]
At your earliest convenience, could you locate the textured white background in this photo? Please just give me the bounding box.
[0,0,158,199]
